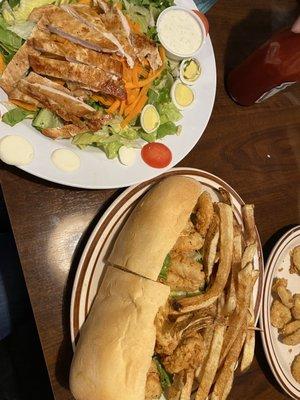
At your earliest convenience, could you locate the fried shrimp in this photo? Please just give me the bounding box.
[291,354,300,384]
[292,294,300,320]
[270,300,292,329]
[282,329,300,346]
[290,246,300,275]
[173,221,204,253]
[166,252,205,292]
[163,333,205,374]
[272,278,294,309]
[195,191,214,237]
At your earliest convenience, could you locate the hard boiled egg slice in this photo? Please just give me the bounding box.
[171,80,195,110]
[141,104,160,133]
[180,58,202,85]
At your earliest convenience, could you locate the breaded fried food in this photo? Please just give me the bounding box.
[166,252,205,292]
[290,246,300,275]
[291,354,300,384]
[163,333,205,374]
[272,278,294,309]
[270,300,292,329]
[195,191,214,237]
[173,221,204,253]
[292,294,300,320]
[272,277,288,293]
[282,328,300,346]
[281,320,300,337]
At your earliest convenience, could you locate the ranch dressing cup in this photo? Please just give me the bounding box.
[157,6,209,60]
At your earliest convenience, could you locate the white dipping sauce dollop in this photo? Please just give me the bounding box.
[118,146,136,166]
[51,148,80,172]
[0,135,34,166]
[158,9,203,56]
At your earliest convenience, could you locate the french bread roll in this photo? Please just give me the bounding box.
[70,265,170,400]
[108,176,202,281]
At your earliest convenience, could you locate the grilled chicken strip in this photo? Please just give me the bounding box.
[65,82,92,101]
[9,88,41,107]
[28,29,122,77]
[99,5,136,67]
[63,4,134,67]
[28,5,56,22]
[0,43,35,94]
[42,6,118,53]
[29,54,126,99]
[131,33,162,71]
[42,116,111,139]
[18,73,106,130]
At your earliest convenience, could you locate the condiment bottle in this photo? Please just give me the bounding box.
[226,16,300,106]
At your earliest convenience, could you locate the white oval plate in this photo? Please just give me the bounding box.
[0,0,216,189]
[260,226,300,399]
[70,167,264,348]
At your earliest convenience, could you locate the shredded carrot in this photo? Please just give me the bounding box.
[91,94,114,107]
[122,64,131,82]
[0,53,6,74]
[121,95,148,128]
[107,99,121,114]
[126,17,141,34]
[126,88,139,104]
[136,64,143,74]
[115,2,122,10]
[125,66,163,89]
[132,68,139,86]
[140,83,151,97]
[10,99,37,111]
[120,100,126,115]
[77,0,91,4]
[159,46,166,64]
[124,83,150,116]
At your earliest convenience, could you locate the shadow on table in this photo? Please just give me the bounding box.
[54,188,124,391]
[255,332,286,396]
[0,187,53,400]
[224,4,300,76]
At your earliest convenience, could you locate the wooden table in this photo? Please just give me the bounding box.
[1,0,299,399]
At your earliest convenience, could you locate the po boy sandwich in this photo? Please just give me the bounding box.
[70,176,259,400]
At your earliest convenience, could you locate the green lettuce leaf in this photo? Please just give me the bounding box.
[158,254,171,281]
[139,130,156,142]
[2,107,35,126]
[100,141,123,159]
[156,121,177,139]
[153,357,172,390]
[72,131,124,159]
[158,102,182,124]
[72,132,106,147]
[7,20,35,39]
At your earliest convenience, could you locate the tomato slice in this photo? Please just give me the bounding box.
[141,143,172,169]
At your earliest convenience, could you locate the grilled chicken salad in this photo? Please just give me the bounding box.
[0,0,190,162]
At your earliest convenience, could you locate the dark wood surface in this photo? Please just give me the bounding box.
[1,0,300,399]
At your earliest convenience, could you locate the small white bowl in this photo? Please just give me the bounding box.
[157,6,208,61]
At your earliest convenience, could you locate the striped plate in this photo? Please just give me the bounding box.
[260,226,300,399]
